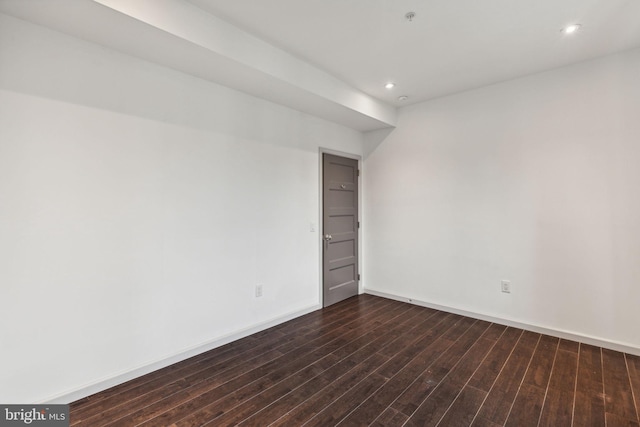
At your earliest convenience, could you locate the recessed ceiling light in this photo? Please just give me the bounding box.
[385,82,396,89]
[398,95,409,102]
[563,24,581,34]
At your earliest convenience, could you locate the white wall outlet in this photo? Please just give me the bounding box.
[255,284,263,297]
[501,280,511,293]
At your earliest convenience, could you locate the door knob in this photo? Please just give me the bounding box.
[324,234,332,241]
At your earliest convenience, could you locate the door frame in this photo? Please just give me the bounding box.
[318,148,363,306]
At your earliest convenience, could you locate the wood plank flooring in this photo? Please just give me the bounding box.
[70,295,640,426]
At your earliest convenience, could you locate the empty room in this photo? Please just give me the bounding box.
[1,1,639,426]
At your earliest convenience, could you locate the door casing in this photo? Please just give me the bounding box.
[319,148,362,307]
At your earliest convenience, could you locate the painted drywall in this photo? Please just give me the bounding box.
[0,13,362,403]
[364,48,640,351]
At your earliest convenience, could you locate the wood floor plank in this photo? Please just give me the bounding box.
[559,338,580,354]
[605,412,640,427]
[345,320,493,426]
[370,407,409,426]
[548,349,579,392]
[181,353,342,427]
[303,373,389,426]
[67,296,640,427]
[474,330,539,425]
[603,348,639,423]
[236,306,436,426]
[538,349,578,427]
[379,345,451,417]
[574,391,606,427]
[375,309,444,360]
[269,352,389,427]
[437,385,487,427]
[573,344,605,427]
[293,313,464,426]
[470,416,503,427]
[504,334,558,427]
[376,315,471,379]
[268,310,454,427]
[240,353,391,427]
[467,327,523,392]
[195,304,429,426]
[479,323,507,342]
[447,336,500,386]
[504,384,545,427]
[400,324,496,426]
[388,317,477,417]
[626,354,640,422]
[523,334,559,389]
[403,380,462,427]
[577,345,604,388]
[134,299,407,427]
[539,387,574,427]
[432,326,507,427]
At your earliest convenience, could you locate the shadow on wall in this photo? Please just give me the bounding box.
[0,13,363,154]
[364,127,395,159]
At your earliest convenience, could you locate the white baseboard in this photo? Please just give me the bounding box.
[364,288,640,357]
[43,303,321,404]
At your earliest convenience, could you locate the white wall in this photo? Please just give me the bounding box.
[364,48,640,352]
[0,13,363,403]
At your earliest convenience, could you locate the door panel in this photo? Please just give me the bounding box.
[323,153,359,307]
[327,239,355,261]
[327,190,354,208]
[327,215,355,234]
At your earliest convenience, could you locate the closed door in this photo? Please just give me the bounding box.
[323,153,359,307]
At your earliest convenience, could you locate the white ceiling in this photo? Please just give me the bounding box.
[189,0,640,106]
[2,0,639,130]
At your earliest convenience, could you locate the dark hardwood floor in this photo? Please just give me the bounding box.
[70,295,640,426]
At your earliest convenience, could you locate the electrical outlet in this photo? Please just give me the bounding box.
[255,284,263,297]
[501,280,511,294]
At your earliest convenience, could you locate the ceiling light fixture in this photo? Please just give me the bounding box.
[563,24,581,34]
[405,12,416,22]
[385,82,396,89]
[398,95,409,102]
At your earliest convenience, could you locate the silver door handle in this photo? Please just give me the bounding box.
[324,234,332,241]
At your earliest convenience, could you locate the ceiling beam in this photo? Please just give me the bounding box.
[0,0,396,131]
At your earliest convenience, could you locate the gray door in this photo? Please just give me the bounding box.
[323,153,359,307]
